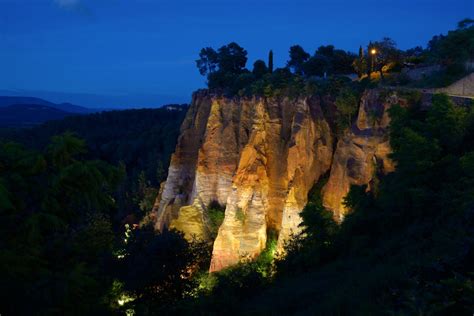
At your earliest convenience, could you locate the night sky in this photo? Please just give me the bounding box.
[1,0,472,108]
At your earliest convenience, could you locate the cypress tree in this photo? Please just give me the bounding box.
[367,41,373,77]
[354,45,367,77]
[268,50,274,73]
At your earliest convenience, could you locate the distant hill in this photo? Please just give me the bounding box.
[0,96,53,107]
[53,102,95,114]
[0,96,101,127]
[0,104,74,128]
[0,96,95,114]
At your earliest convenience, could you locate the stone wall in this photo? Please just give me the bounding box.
[435,72,474,97]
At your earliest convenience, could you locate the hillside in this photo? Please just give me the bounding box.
[0,96,99,127]
[0,105,188,219]
[0,96,94,113]
[0,96,53,107]
[0,104,73,127]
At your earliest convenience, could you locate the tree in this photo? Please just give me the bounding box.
[458,18,474,29]
[196,47,218,76]
[371,37,400,79]
[335,87,359,132]
[353,46,368,77]
[367,41,374,77]
[216,42,248,74]
[196,43,249,90]
[47,131,87,168]
[403,46,426,65]
[301,45,355,77]
[303,55,330,77]
[332,49,357,74]
[287,45,310,75]
[0,134,123,315]
[252,59,268,79]
[268,50,274,73]
[428,20,474,66]
[117,226,210,313]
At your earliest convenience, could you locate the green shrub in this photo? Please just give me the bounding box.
[207,200,226,240]
[334,86,359,134]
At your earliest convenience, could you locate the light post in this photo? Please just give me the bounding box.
[370,48,377,75]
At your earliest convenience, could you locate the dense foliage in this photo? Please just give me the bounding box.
[0,133,212,315]
[428,18,474,66]
[0,106,187,220]
[114,226,210,315]
[0,133,123,314]
[196,42,357,97]
[207,201,226,240]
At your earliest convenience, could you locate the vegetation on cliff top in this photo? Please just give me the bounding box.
[196,19,473,96]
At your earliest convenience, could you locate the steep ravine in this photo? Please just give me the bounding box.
[150,89,399,271]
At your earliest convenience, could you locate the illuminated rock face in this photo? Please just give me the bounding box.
[210,97,333,271]
[322,90,397,220]
[152,89,397,271]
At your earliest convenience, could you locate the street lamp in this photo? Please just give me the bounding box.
[370,48,377,75]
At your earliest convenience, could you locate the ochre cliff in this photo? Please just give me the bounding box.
[151,89,399,271]
[321,91,398,220]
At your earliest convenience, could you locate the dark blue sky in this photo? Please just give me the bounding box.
[1,0,472,108]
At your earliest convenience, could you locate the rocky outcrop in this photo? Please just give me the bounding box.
[151,91,334,270]
[321,90,397,220]
[151,92,213,237]
[151,89,400,271]
[210,97,333,271]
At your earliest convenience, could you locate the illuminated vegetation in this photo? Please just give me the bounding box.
[206,200,225,239]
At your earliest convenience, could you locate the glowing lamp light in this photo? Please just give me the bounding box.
[371,49,377,55]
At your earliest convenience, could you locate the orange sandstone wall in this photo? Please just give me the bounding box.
[151,89,399,271]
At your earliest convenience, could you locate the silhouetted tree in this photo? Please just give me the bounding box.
[268,50,274,73]
[252,59,268,79]
[216,42,248,74]
[117,226,210,313]
[303,55,330,77]
[428,20,474,66]
[353,46,368,77]
[370,37,400,79]
[196,42,249,90]
[196,47,218,76]
[287,45,310,75]
[367,41,374,76]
